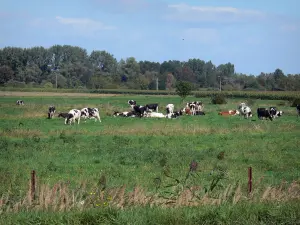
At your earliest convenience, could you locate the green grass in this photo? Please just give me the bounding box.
[0,94,300,223]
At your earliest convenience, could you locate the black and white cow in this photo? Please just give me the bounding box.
[238,103,253,119]
[81,108,101,122]
[113,111,137,117]
[257,108,273,121]
[133,105,148,117]
[166,104,174,114]
[128,100,137,108]
[65,109,81,125]
[269,107,283,118]
[297,104,300,117]
[16,100,24,105]
[48,106,56,119]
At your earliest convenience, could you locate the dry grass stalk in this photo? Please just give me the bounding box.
[233,184,241,204]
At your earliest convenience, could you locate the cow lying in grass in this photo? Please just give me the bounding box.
[48,106,56,119]
[81,108,101,122]
[218,110,239,116]
[166,111,182,119]
[113,111,138,117]
[65,109,81,125]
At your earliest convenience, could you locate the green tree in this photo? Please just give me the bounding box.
[175,81,192,102]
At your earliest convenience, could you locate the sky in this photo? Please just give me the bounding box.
[0,0,299,75]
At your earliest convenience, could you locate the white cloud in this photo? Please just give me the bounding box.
[165,3,265,23]
[55,16,116,37]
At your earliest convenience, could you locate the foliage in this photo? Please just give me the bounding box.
[1,45,300,91]
[175,81,193,101]
[290,98,300,107]
[211,93,227,104]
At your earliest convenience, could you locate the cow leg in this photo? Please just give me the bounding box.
[78,117,80,124]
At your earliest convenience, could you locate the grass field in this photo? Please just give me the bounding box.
[1,92,300,224]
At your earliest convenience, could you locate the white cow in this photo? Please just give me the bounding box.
[81,107,101,122]
[65,109,81,125]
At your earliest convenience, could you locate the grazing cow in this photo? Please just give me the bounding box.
[133,105,147,117]
[166,104,174,114]
[16,100,24,105]
[145,103,159,113]
[81,108,101,122]
[238,103,252,119]
[128,100,137,108]
[48,106,56,119]
[65,109,81,125]
[257,108,273,121]
[113,111,137,117]
[145,112,165,118]
[297,105,300,117]
[58,112,69,118]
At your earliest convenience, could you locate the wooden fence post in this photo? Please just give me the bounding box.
[31,170,36,201]
[248,167,252,194]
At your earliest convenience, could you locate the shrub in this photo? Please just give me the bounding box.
[290,98,300,107]
[211,94,227,104]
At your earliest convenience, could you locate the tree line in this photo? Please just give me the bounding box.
[0,45,299,91]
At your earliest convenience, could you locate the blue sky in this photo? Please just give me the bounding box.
[1,0,299,75]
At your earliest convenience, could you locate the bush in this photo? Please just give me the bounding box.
[290,98,300,107]
[211,94,227,104]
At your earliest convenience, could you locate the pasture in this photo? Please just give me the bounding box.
[1,92,300,224]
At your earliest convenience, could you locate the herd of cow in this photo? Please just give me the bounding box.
[15,99,300,125]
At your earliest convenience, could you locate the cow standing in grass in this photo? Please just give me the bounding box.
[297,105,300,117]
[65,109,81,125]
[48,106,56,119]
[81,108,101,122]
[238,103,252,119]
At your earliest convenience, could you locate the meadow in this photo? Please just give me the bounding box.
[0,91,300,224]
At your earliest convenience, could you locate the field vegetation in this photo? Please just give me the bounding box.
[0,92,300,224]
